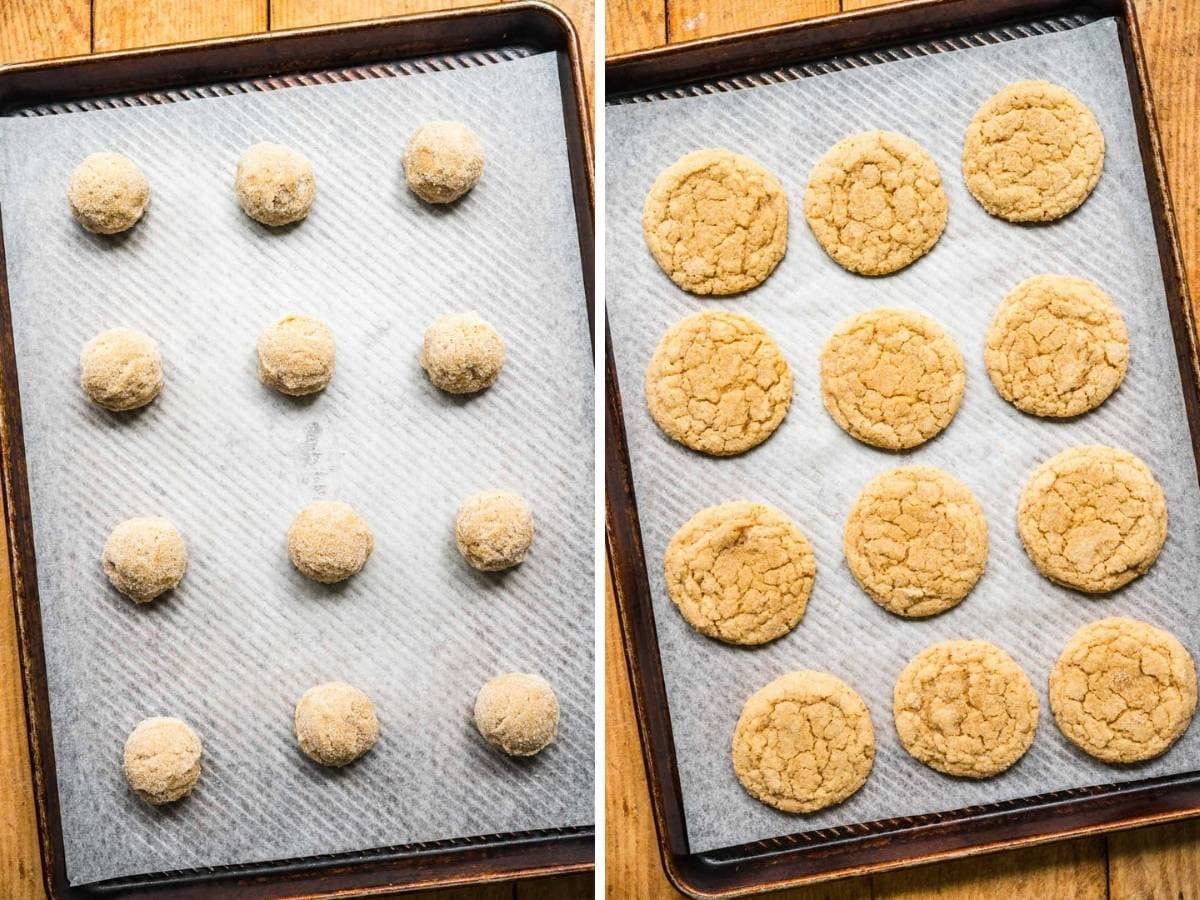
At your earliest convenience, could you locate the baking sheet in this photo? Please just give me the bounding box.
[606,18,1200,854]
[0,50,593,885]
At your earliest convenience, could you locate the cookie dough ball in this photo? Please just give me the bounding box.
[985,274,1128,417]
[404,121,484,204]
[1018,445,1166,593]
[103,517,187,603]
[664,501,815,645]
[123,717,202,805]
[287,501,374,583]
[474,673,559,757]
[642,148,788,296]
[820,308,964,450]
[646,310,792,456]
[1050,617,1196,763]
[257,314,335,396]
[420,313,505,394]
[235,142,316,226]
[80,328,163,412]
[732,671,874,813]
[68,152,149,235]
[294,681,379,767]
[455,491,534,571]
[964,80,1104,222]
[894,640,1039,778]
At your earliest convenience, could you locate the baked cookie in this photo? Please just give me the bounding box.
[985,275,1128,417]
[732,670,874,813]
[642,149,788,296]
[844,466,988,617]
[804,130,948,276]
[664,501,815,645]
[894,640,1038,777]
[963,80,1104,222]
[1050,617,1196,763]
[820,308,964,450]
[1018,445,1166,593]
[646,310,792,456]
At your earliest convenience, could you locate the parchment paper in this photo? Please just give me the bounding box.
[0,51,593,885]
[606,18,1200,854]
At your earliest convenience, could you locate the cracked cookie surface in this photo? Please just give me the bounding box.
[646,310,792,456]
[804,131,948,276]
[1018,445,1166,593]
[963,80,1104,222]
[844,466,988,617]
[1050,617,1196,763]
[985,275,1128,418]
[643,148,788,296]
[664,501,815,645]
[894,640,1038,777]
[821,308,964,450]
[732,670,874,813]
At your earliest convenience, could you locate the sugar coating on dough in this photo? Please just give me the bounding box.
[474,673,559,757]
[642,148,788,296]
[294,681,379,767]
[420,312,505,394]
[844,466,988,617]
[80,327,163,412]
[68,152,150,235]
[257,314,335,396]
[287,501,374,583]
[404,121,485,204]
[1018,445,1166,593]
[645,310,792,456]
[963,80,1104,222]
[235,142,316,226]
[732,671,874,813]
[664,501,815,645]
[103,516,188,603]
[804,131,947,276]
[1050,617,1196,763]
[894,640,1038,778]
[455,491,534,571]
[820,308,964,450]
[123,717,202,805]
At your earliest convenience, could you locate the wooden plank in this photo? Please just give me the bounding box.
[1109,820,1200,899]
[92,0,267,52]
[606,0,666,56]
[515,871,593,898]
[0,0,89,63]
[270,0,497,31]
[666,0,837,43]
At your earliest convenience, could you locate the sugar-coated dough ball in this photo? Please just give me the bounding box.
[287,501,373,583]
[404,121,484,204]
[123,717,202,805]
[80,328,163,412]
[235,142,316,226]
[420,312,505,394]
[474,673,559,757]
[455,491,533,571]
[257,314,335,396]
[294,681,379,766]
[68,152,149,234]
[103,517,187,603]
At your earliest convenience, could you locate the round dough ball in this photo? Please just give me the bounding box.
[287,501,374,583]
[103,517,187,603]
[455,491,534,571]
[294,681,379,767]
[404,121,485,204]
[80,328,163,412]
[257,314,335,396]
[235,142,316,226]
[474,673,559,757]
[420,313,505,394]
[68,152,149,235]
[123,717,202,805]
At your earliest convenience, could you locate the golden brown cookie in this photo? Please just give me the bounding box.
[664,501,815,645]
[1050,617,1196,763]
[985,275,1128,417]
[820,308,964,450]
[894,640,1038,777]
[1018,446,1166,593]
[642,149,788,296]
[646,310,792,456]
[963,80,1105,222]
[844,466,988,618]
[804,130,948,276]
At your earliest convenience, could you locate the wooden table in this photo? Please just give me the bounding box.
[605,1,1200,897]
